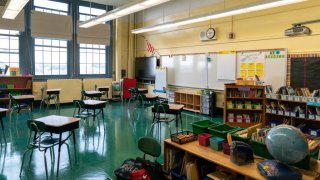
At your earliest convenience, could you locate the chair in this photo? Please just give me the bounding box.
[9,94,32,122]
[19,120,72,180]
[150,103,176,140]
[138,136,161,160]
[39,87,58,112]
[73,100,93,121]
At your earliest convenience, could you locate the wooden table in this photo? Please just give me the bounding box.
[83,100,106,121]
[0,108,8,143]
[34,115,80,179]
[164,139,320,180]
[152,104,184,131]
[84,91,103,100]
[97,86,109,100]
[46,89,61,111]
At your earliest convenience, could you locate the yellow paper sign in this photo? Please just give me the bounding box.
[248,70,255,76]
[256,63,264,69]
[256,70,264,76]
[240,63,248,69]
[240,70,247,76]
[248,63,255,70]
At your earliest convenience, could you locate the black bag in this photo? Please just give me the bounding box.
[114,159,144,180]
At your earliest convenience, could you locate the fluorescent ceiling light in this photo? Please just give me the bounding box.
[2,0,29,19]
[132,0,307,34]
[79,0,171,28]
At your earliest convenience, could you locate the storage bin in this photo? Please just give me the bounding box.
[245,104,252,109]
[290,112,297,117]
[277,110,284,115]
[192,120,219,134]
[280,95,287,100]
[231,128,250,144]
[294,96,301,102]
[266,108,272,113]
[228,117,234,123]
[254,104,262,110]
[251,140,273,159]
[209,137,224,151]
[208,124,239,139]
[309,114,316,120]
[271,109,277,114]
[299,113,306,118]
[301,97,308,102]
[222,141,231,155]
[284,111,290,116]
[266,94,271,98]
[271,94,279,99]
[198,133,212,146]
[287,96,294,101]
[236,104,243,109]
[308,97,316,102]
[236,117,243,123]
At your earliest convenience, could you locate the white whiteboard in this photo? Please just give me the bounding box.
[217,52,237,80]
[155,68,167,92]
[161,49,287,91]
[161,54,207,88]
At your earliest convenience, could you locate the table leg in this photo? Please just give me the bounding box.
[0,116,6,143]
[72,130,77,164]
[56,133,62,180]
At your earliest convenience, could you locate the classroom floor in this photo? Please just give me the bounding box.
[0,101,222,179]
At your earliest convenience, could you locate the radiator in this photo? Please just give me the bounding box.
[83,78,113,99]
[47,79,82,103]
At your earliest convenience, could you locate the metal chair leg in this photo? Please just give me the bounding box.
[44,150,49,180]
[28,148,34,171]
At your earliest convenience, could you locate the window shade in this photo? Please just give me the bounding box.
[0,7,24,31]
[31,11,72,40]
[78,23,110,45]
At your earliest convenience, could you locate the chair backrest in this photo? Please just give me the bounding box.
[154,103,169,113]
[27,120,46,132]
[8,93,17,108]
[129,87,138,94]
[73,100,85,117]
[138,136,161,158]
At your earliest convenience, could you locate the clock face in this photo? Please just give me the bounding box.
[206,28,216,39]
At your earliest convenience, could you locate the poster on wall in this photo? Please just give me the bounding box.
[238,52,265,80]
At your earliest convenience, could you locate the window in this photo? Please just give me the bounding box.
[34,38,68,76]
[34,0,68,15]
[0,29,19,75]
[79,5,106,21]
[79,44,106,75]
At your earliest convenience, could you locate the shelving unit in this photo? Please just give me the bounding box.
[0,76,33,108]
[174,90,201,113]
[224,84,265,128]
[265,97,320,128]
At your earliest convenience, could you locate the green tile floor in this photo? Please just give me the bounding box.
[0,101,222,179]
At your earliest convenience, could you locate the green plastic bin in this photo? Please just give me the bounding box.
[207,124,239,139]
[192,120,219,135]
[251,140,273,159]
[231,128,251,144]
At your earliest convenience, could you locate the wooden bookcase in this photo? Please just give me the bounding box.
[174,90,201,113]
[265,96,320,129]
[224,84,265,128]
[0,76,33,108]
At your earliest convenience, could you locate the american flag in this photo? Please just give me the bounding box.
[146,40,155,54]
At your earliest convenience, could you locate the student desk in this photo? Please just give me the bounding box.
[97,86,109,100]
[12,95,35,110]
[46,89,61,112]
[83,100,106,121]
[151,104,184,131]
[34,115,80,179]
[138,88,148,94]
[164,139,320,180]
[0,108,8,143]
[84,91,103,100]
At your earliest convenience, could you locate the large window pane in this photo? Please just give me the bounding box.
[0,29,19,75]
[34,0,68,15]
[34,38,68,76]
[79,43,106,75]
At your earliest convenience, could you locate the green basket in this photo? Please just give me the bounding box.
[207,124,239,139]
[251,140,273,159]
[192,120,219,135]
[231,128,251,144]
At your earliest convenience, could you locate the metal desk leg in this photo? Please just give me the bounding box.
[72,130,77,164]
[56,133,62,180]
[0,117,6,143]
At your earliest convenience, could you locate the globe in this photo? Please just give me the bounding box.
[265,125,308,164]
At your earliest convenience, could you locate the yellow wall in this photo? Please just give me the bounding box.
[131,0,320,108]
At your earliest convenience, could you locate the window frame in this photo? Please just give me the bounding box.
[77,1,112,78]
[0,30,20,75]
[33,0,70,15]
[33,38,71,79]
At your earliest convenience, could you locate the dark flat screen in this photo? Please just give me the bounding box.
[135,57,156,81]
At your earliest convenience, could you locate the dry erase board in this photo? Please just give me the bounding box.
[155,68,167,92]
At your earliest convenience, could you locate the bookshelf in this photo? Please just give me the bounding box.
[265,96,320,129]
[174,90,201,113]
[224,84,265,128]
[0,76,33,108]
